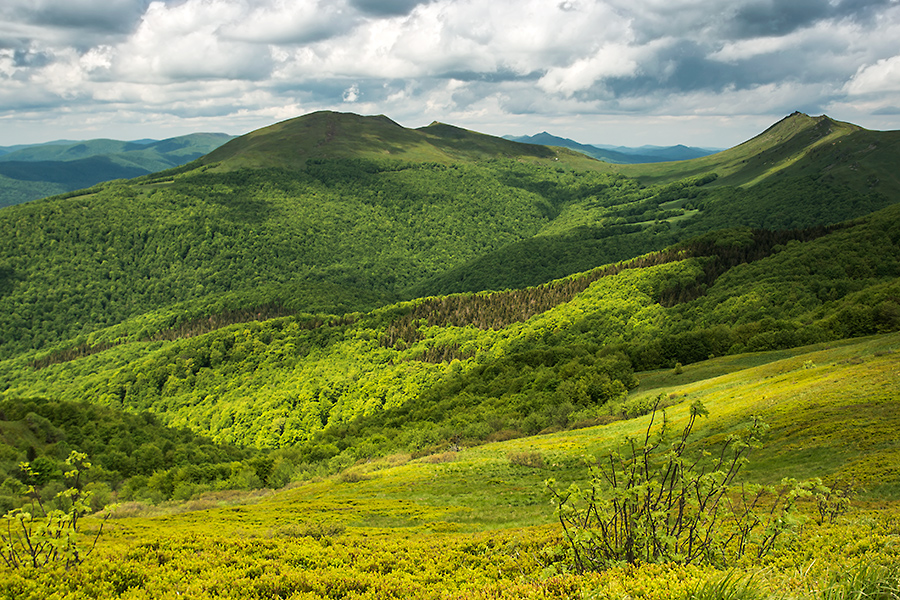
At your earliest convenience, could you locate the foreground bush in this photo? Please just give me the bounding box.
[547,400,812,571]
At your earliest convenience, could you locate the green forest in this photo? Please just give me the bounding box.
[0,110,899,598]
[0,133,234,209]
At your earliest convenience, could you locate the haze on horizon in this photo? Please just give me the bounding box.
[2,0,900,149]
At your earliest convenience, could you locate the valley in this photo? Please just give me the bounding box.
[0,110,898,598]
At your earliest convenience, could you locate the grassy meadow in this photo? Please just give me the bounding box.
[3,333,898,599]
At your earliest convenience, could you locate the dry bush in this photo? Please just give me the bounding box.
[420,451,458,464]
[337,469,371,483]
[486,429,522,443]
[507,451,545,469]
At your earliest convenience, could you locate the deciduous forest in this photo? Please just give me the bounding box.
[1,110,898,598]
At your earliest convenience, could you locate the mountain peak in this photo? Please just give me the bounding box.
[199,111,557,171]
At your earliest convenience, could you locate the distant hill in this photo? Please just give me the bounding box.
[0,133,234,208]
[0,139,83,156]
[197,111,596,171]
[503,132,720,163]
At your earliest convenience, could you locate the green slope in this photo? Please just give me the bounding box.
[198,110,596,171]
[618,111,900,199]
[0,133,234,207]
[616,112,858,183]
[4,330,898,600]
[1,110,899,361]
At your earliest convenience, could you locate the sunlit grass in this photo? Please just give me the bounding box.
[3,333,899,598]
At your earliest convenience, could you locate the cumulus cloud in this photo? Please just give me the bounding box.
[2,0,900,146]
[342,83,360,102]
[220,0,360,45]
[0,0,150,49]
[846,55,900,94]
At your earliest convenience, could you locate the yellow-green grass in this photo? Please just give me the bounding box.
[3,333,898,598]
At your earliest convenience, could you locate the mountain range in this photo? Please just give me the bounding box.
[1,109,899,595]
[503,131,720,163]
[0,107,897,507]
[0,126,722,210]
[0,133,234,208]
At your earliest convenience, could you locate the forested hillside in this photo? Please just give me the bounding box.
[0,109,898,476]
[1,111,900,599]
[2,111,898,363]
[0,133,233,208]
[2,201,898,456]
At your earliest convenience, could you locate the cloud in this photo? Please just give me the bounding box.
[846,55,900,95]
[0,0,151,48]
[728,0,831,38]
[350,0,429,17]
[538,43,643,97]
[114,1,275,82]
[342,83,360,102]
[3,0,900,147]
[220,0,360,45]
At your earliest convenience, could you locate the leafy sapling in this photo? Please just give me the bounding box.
[1,451,112,570]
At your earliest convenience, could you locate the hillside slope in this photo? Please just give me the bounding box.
[424,112,900,293]
[2,200,897,453]
[0,133,234,208]
[620,112,900,198]
[0,110,898,360]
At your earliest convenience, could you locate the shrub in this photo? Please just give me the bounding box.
[508,451,546,469]
[0,451,111,569]
[546,399,808,571]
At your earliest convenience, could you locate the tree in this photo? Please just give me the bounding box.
[1,451,111,570]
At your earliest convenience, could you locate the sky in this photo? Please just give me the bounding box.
[2,0,900,149]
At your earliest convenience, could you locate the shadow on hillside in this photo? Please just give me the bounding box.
[0,266,15,299]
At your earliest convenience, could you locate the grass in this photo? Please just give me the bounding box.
[814,561,900,600]
[2,333,899,598]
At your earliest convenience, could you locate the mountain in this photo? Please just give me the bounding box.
[618,111,900,189]
[504,132,720,163]
[1,110,898,599]
[0,133,234,208]
[0,110,898,362]
[0,139,84,155]
[197,111,591,171]
[0,133,234,165]
[411,112,900,295]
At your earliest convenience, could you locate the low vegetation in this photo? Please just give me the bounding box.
[0,110,898,597]
[0,335,897,597]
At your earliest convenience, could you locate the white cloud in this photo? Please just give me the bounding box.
[846,55,900,95]
[538,43,645,97]
[220,0,359,45]
[342,83,360,102]
[112,1,274,82]
[3,0,900,146]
